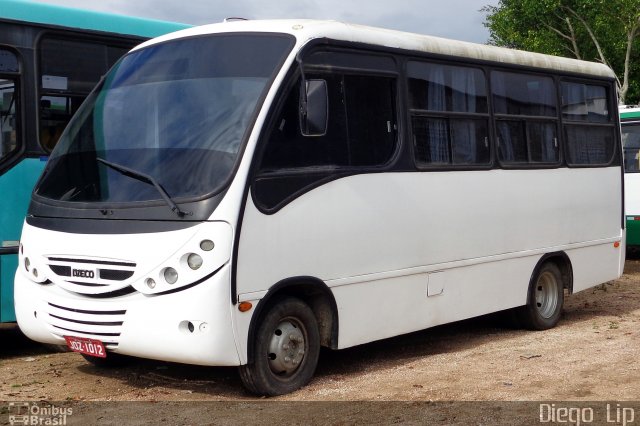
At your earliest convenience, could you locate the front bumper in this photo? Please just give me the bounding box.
[14,265,241,366]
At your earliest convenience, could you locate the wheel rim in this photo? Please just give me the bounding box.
[535,270,559,318]
[267,318,307,377]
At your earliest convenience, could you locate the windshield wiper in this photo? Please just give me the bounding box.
[96,157,189,218]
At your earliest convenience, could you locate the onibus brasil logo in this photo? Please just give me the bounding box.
[7,402,73,425]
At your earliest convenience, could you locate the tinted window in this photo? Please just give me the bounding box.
[492,71,556,117]
[39,37,131,151]
[562,82,609,122]
[0,49,19,72]
[260,73,397,170]
[622,122,640,172]
[408,62,487,113]
[0,78,19,161]
[408,61,489,166]
[492,71,559,165]
[565,125,614,165]
[561,81,615,166]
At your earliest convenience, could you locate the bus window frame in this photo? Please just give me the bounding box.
[559,76,620,169]
[251,45,403,214]
[0,45,24,175]
[405,57,494,171]
[488,68,563,169]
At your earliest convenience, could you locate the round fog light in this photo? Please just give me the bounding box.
[163,267,178,284]
[187,253,203,270]
[145,278,156,289]
[200,240,214,251]
[24,257,30,271]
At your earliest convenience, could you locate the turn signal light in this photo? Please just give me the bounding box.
[238,302,253,312]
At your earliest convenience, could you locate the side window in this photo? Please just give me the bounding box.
[561,81,615,166]
[260,73,396,170]
[622,122,640,172]
[38,37,130,151]
[407,61,490,166]
[0,48,20,163]
[491,71,559,165]
[255,67,397,210]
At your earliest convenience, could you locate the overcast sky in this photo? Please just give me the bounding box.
[29,0,496,44]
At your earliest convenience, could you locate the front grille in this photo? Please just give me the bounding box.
[45,256,137,295]
[99,269,134,281]
[50,265,71,276]
[46,302,126,349]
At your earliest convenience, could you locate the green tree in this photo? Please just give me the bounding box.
[483,0,640,104]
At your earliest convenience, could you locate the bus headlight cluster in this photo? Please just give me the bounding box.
[143,239,215,291]
[20,247,49,284]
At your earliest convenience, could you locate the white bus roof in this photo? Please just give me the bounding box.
[135,19,615,79]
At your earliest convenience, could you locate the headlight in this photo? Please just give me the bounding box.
[145,278,156,289]
[163,267,178,284]
[200,240,214,251]
[187,253,203,270]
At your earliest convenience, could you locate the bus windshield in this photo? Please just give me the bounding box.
[35,33,293,203]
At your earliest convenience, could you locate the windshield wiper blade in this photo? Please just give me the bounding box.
[96,157,188,218]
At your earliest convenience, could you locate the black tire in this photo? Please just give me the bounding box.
[81,352,131,368]
[239,297,320,396]
[516,262,564,330]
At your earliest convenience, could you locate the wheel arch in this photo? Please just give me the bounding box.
[528,251,574,304]
[245,276,339,363]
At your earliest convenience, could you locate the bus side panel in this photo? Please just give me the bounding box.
[624,173,640,246]
[0,158,46,322]
[567,243,624,293]
[0,255,18,322]
[330,257,536,348]
[237,167,622,349]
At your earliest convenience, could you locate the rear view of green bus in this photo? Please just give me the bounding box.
[0,0,189,322]
[621,106,640,248]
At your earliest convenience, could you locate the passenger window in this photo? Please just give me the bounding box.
[260,73,396,170]
[622,123,640,172]
[0,49,20,163]
[408,61,490,166]
[491,71,559,165]
[561,81,615,166]
[0,78,19,162]
[255,71,397,210]
[38,37,129,151]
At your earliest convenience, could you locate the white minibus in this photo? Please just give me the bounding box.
[14,20,624,395]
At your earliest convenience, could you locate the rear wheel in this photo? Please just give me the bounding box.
[239,297,320,396]
[517,262,564,330]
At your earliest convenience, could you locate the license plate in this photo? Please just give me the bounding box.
[64,336,106,358]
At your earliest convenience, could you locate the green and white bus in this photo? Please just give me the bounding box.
[0,0,189,322]
[15,20,624,395]
[621,106,640,248]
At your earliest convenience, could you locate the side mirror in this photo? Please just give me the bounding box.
[300,79,328,136]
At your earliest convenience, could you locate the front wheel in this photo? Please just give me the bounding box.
[239,297,320,396]
[516,262,564,330]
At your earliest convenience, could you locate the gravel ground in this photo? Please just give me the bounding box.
[1,257,639,424]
